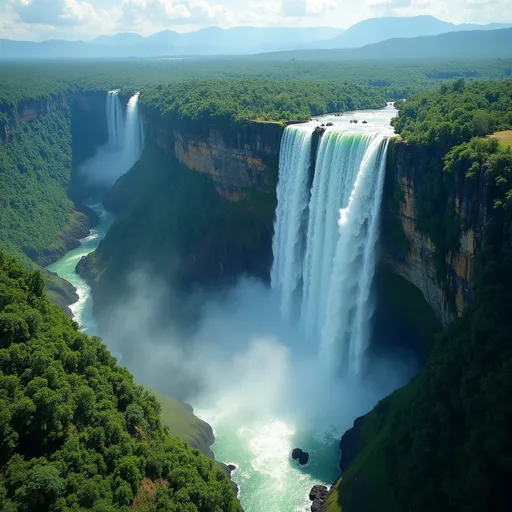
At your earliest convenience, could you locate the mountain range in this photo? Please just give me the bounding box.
[0,16,511,59]
[254,27,512,61]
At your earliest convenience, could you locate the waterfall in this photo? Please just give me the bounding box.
[271,125,313,320]
[106,90,123,147]
[271,125,390,375]
[123,92,144,168]
[83,90,144,187]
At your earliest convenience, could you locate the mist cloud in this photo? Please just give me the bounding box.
[100,270,418,436]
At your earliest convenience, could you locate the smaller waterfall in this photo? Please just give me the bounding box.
[82,90,144,187]
[106,90,123,147]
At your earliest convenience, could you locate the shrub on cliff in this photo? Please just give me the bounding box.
[0,249,241,512]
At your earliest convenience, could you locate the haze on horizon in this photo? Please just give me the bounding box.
[1,0,512,42]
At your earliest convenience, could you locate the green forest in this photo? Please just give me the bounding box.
[0,250,241,512]
[140,79,386,123]
[0,109,78,266]
[1,58,512,112]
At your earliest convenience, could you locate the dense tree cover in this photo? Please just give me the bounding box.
[0,109,77,266]
[0,249,241,512]
[393,79,512,151]
[444,137,512,209]
[392,80,512,304]
[140,78,387,123]
[1,58,512,113]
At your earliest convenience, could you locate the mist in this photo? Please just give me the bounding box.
[78,91,143,188]
[101,270,418,437]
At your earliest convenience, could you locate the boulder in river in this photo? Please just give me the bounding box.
[326,122,333,126]
[309,485,330,511]
[291,448,309,465]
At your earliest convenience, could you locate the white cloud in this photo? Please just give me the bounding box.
[281,0,341,17]
[1,0,511,40]
[11,0,100,27]
[119,0,233,29]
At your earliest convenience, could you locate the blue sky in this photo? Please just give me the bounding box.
[1,0,511,41]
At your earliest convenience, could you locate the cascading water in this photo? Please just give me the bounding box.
[106,90,123,146]
[123,92,144,167]
[271,123,391,375]
[83,90,144,187]
[271,125,313,320]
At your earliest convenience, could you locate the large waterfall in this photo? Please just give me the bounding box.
[81,90,144,187]
[123,92,144,165]
[271,124,390,375]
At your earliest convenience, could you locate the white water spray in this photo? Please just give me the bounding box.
[271,124,391,375]
[83,90,144,187]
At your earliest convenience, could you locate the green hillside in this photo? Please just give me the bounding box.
[0,249,241,511]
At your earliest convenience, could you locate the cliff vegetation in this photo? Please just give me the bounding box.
[0,249,241,512]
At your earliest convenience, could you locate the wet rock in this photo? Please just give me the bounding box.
[309,485,330,511]
[314,126,326,134]
[292,448,309,465]
[362,120,368,124]
[227,464,237,472]
[326,122,334,127]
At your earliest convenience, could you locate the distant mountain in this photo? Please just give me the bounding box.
[254,27,512,61]
[325,15,512,49]
[2,20,512,60]
[92,32,147,46]
[84,26,344,55]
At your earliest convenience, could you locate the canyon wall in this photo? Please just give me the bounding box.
[1,91,107,151]
[382,140,490,324]
[0,92,107,309]
[143,112,284,200]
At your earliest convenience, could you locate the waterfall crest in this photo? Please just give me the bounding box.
[271,125,390,375]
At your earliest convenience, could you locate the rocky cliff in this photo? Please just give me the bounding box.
[143,113,284,200]
[382,139,490,324]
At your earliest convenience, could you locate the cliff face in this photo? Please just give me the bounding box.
[0,92,106,310]
[382,140,489,324]
[1,95,68,147]
[144,114,284,200]
[1,91,106,148]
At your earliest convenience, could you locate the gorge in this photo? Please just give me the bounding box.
[2,67,511,512]
[52,98,424,511]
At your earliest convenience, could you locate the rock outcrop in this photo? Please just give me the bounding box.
[309,485,330,511]
[292,448,310,465]
[143,114,283,201]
